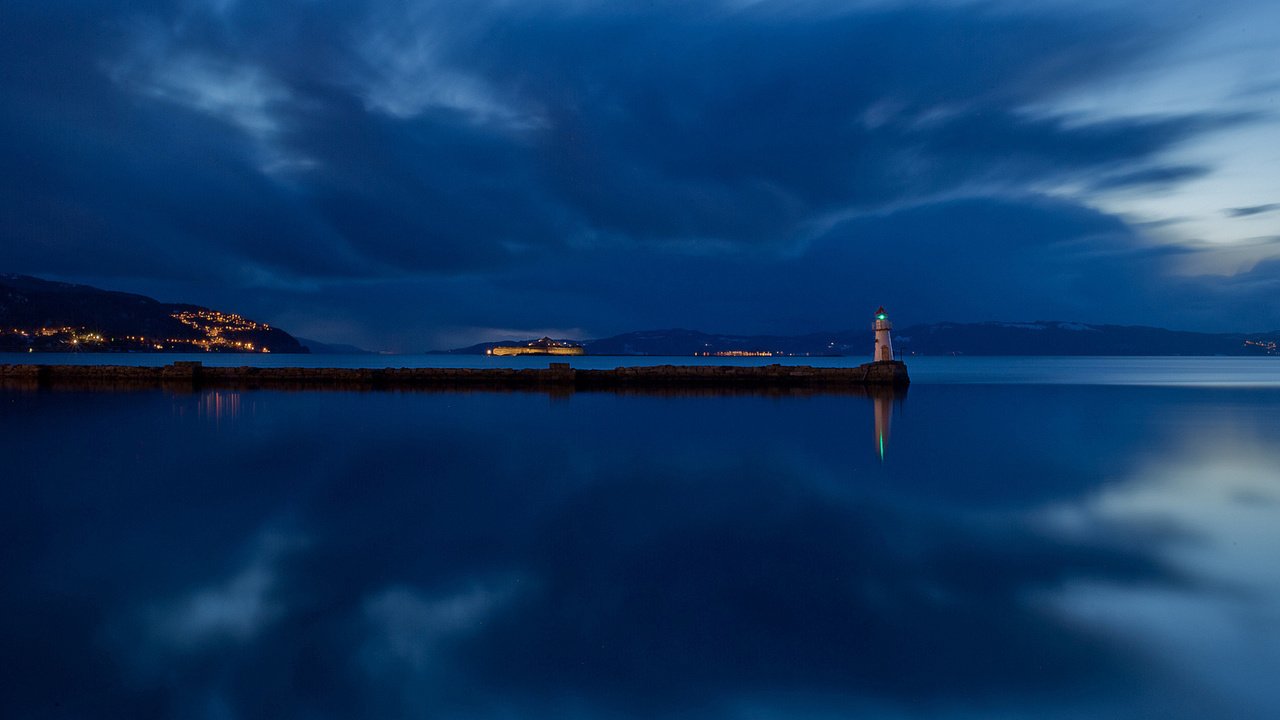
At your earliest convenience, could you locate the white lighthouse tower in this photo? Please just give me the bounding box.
[872,307,894,363]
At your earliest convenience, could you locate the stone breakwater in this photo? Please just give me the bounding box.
[0,360,909,391]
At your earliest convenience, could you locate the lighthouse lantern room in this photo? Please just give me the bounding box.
[873,307,894,363]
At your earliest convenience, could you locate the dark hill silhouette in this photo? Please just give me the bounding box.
[0,274,307,353]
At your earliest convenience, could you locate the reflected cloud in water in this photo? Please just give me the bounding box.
[0,384,1277,718]
[1039,421,1280,718]
[144,532,304,650]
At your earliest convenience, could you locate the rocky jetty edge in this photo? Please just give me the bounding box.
[0,360,909,391]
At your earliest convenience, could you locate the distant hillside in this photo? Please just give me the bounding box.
[895,321,1278,356]
[0,274,307,353]
[583,329,860,356]
[445,322,1280,357]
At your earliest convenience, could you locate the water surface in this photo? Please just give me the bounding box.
[3,353,1278,386]
[2,361,1278,719]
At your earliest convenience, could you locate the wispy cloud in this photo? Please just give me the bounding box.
[107,25,315,175]
[351,3,544,130]
[119,54,287,138]
[1224,203,1280,218]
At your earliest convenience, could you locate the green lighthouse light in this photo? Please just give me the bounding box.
[877,313,887,320]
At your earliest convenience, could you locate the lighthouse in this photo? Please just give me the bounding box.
[872,307,894,363]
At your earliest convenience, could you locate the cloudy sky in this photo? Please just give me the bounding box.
[2,0,1277,351]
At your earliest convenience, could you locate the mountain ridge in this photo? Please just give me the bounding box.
[442,322,1280,356]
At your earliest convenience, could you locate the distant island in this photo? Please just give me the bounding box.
[445,323,1280,357]
[0,274,307,353]
[487,337,586,356]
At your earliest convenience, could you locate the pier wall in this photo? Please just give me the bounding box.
[0,360,909,391]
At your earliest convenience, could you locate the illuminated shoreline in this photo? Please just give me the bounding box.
[489,346,585,356]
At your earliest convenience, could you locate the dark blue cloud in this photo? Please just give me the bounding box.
[153,197,1264,351]
[0,0,1271,347]
[1224,202,1280,218]
[1091,164,1213,191]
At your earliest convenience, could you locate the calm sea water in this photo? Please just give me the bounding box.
[2,358,1279,719]
[2,352,1279,386]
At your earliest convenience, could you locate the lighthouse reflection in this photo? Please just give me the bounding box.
[870,386,905,462]
[875,390,891,461]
